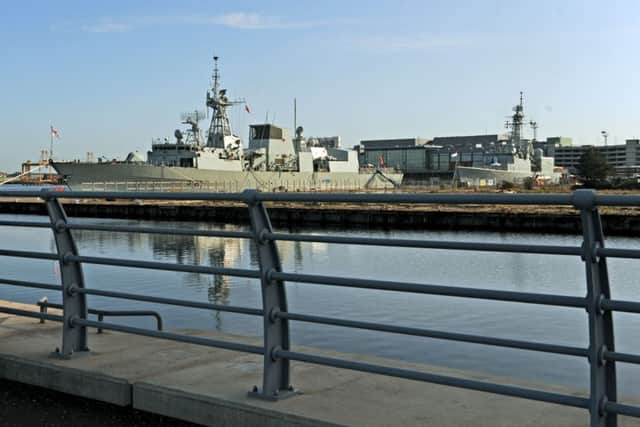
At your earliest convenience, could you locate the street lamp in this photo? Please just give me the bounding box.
[601,130,609,146]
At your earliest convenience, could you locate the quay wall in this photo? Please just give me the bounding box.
[0,199,639,235]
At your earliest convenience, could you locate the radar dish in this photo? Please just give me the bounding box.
[181,110,206,123]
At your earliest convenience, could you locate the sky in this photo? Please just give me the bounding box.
[0,0,639,171]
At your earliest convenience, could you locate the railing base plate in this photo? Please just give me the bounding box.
[49,348,90,360]
[247,387,298,401]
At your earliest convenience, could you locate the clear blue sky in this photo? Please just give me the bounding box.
[1,0,638,171]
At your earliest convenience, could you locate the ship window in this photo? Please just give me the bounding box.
[269,126,283,139]
[251,125,283,140]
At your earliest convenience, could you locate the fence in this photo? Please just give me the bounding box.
[78,179,388,193]
[0,188,639,426]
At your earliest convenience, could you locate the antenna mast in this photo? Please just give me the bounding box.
[205,56,244,148]
[505,91,530,158]
[529,120,538,142]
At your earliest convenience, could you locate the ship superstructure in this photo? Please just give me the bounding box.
[453,92,559,186]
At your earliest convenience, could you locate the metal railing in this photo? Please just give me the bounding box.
[0,188,639,425]
[77,179,394,193]
[37,298,163,333]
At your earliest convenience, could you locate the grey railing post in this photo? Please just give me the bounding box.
[244,190,295,400]
[43,191,89,358]
[574,189,617,427]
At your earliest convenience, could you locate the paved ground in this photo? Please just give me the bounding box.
[1,300,638,426]
[0,378,200,426]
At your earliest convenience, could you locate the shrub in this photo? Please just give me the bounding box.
[523,177,535,190]
[499,180,515,190]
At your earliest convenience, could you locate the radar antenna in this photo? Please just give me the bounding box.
[205,56,246,148]
[179,109,206,145]
[181,109,206,124]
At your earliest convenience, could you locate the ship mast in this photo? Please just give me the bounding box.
[205,56,243,148]
[505,91,531,159]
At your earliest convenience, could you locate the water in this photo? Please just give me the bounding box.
[1,213,639,398]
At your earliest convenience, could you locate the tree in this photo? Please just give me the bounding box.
[577,148,612,187]
[522,176,535,190]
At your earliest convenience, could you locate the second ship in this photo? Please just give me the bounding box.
[53,57,402,191]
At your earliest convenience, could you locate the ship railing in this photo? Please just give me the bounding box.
[78,180,398,193]
[0,189,639,425]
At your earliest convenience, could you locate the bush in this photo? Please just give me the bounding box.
[499,181,515,190]
[523,177,535,190]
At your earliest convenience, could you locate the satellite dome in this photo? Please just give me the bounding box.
[125,151,146,163]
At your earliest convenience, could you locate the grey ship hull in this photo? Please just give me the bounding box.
[53,162,403,191]
[454,166,533,186]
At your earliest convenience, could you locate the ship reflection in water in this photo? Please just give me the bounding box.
[2,216,639,397]
[67,221,327,332]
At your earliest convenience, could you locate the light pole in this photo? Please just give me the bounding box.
[601,130,609,146]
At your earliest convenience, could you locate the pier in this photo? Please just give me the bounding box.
[0,300,627,427]
[1,189,640,426]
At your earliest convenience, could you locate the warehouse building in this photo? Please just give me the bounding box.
[431,134,510,152]
[359,138,430,150]
[357,138,451,183]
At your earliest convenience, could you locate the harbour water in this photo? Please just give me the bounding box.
[0,213,639,397]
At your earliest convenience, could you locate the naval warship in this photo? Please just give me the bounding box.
[53,57,402,191]
[453,92,559,186]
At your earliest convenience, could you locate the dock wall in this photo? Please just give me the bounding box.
[1,199,639,235]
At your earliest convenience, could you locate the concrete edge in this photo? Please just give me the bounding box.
[133,382,344,427]
[0,353,131,406]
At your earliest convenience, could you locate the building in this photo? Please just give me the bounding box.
[431,134,509,152]
[533,137,573,157]
[554,139,640,176]
[359,138,429,150]
[356,136,543,185]
[358,140,444,173]
[357,138,449,183]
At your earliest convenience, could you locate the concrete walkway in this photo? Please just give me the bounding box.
[0,301,637,426]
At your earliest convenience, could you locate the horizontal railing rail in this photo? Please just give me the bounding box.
[0,187,639,205]
[276,310,588,356]
[63,253,261,278]
[64,222,254,240]
[265,231,586,255]
[270,271,588,307]
[0,188,639,426]
[74,287,263,316]
[0,278,62,291]
[37,299,164,332]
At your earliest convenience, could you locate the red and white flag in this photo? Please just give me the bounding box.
[244,104,251,114]
[50,125,60,138]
